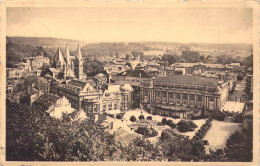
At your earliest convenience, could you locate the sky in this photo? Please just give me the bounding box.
[6,7,253,44]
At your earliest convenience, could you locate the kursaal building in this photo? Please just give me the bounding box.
[140,75,232,118]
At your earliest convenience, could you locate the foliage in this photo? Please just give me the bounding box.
[169,122,176,129]
[211,111,225,121]
[146,116,152,120]
[6,99,122,161]
[177,120,198,132]
[224,130,252,161]
[135,127,158,138]
[192,119,212,140]
[167,119,173,126]
[138,115,145,120]
[162,118,167,125]
[181,51,201,63]
[161,54,182,65]
[130,116,137,123]
[159,129,206,161]
[116,114,122,119]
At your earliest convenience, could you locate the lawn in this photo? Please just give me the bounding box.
[204,120,242,153]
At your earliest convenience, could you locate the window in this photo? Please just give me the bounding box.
[103,104,106,111]
[169,93,174,98]
[144,91,149,96]
[176,93,181,99]
[183,94,188,100]
[209,97,214,102]
[198,95,203,101]
[190,94,195,100]
[156,91,160,96]
[108,103,112,110]
[163,92,167,97]
[114,103,117,109]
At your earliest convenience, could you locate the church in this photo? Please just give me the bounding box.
[42,44,86,81]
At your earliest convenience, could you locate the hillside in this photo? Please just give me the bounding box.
[6,36,88,50]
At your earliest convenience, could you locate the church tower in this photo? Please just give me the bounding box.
[53,47,64,70]
[74,44,84,80]
[65,44,71,69]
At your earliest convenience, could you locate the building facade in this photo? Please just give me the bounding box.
[140,75,229,118]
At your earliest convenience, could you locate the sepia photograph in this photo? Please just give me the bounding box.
[1,1,259,165]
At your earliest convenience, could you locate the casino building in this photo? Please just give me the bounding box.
[140,75,229,118]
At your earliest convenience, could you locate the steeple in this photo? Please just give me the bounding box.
[54,47,64,62]
[74,44,84,80]
[53,47,64,69]
[76,44,82,60]
[65,44,71,68]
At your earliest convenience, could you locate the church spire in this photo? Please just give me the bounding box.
[76,44,82,60]
[66,44,71,68]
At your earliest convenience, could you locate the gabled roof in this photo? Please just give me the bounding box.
[116,70,152,78]
[37,77,48,84]
[33,94,60,109]
[68,80,87,89]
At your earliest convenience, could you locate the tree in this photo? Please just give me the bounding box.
[167,119,173,126]
[130,116,137,123]
[147,116,152,120]
[162,118,167,125]
[139,115,144,120]
[116,114,122,119]
[177,120,198,132]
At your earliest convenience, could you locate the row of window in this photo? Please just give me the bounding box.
[145,90,216,103]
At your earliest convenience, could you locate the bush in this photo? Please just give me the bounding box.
[177,120,198,132]
[130,115,136,123]
[211,111,225,121]
[169,122,176,129]
[162,118,167,125]
[116,114,122,119]
[172,115,180,119]
[160,129,176,141]
[152,112,157,115]
[167,119,173,126]
[135,126,158,138]
[147,116,152,120]
[139,115,145,120]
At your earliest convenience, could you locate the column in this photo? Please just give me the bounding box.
[187,94,190,106]
[180,93,183,106]
[166,91,169,104]
[195,94,197,107]
[174,93,176,105]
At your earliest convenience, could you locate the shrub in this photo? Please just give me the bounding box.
[211,111,225,121]
[116,114,122,119]
[135,126,158,138]
[162,118,167,125]
[169,122,176,129]
[130,115,136,123]
[152,112,157,115]
[147,116,153,120]
[160,129,176,141]
[139,115,145,120]
[177,120,198,132]
[167,119,173,126]
[172,115,180,119]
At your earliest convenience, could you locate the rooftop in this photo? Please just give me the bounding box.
[116,70,152,78]
[153,75,220,86]
[33,94,60,109]
[68,80,87,89]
